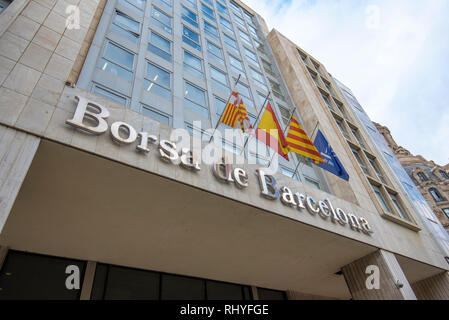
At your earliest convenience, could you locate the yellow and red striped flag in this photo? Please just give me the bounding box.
[254,102,290,161]
[220,92,253,133]
[286,116,325,164]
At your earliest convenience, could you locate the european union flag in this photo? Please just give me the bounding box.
[311,130,350,181]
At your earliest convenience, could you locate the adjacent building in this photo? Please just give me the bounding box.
[0,0,448,300]
[375,123,449,233]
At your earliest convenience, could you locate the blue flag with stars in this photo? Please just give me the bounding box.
[311,130,350,181]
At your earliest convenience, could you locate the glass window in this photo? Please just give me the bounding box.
[99,42,134,82]
[144,62,171,100]
[219,16,233,34]
[216,1,229,17]
[350,126,366,149]
[389,193,410,221]
[372,184,393,214]
[184,50,204,79]
[118,0,145,12]
[148,31,172,61]
[181,6,198,28]
[305,177,320,190]
[183,0,197,9]
[93,85,127,106]
[110,11,140,43]
[250,68,267,91]
[239,29,252,47]
[141,105,170,125]
[281,167,299,181]
[257,288,286,300]
[309,70,320,87]
[242,9,254,25]
[321,91,334,110]
[430,188,445,202]
[269,80,285,101]
[92,264,160,300]
[104,42,134,69]
[261,59,275,77]
[235,82,254,110]
[0,251,86,300]
[206,280,251,300]
[223,33,239,55]
[154,0,172,11]
[367,156,386,184]
[184,82,209,118]
[233,12,245,27]
[417,172,428,182]
[210,65,229,93]
[255,39,265,55]
[183,25,201,51]
[204,20,219,42]
[215,96,227,115]
[201,3,216,22]
[440,170,449,179]
[351,147,369,175]
[334,117,350,140]
[203,0,213,7]
[228,54,244,75]
[229,1,241,14]
[248,24,258,39]
[323,80,334,95]
[151,6,172,34]
[443,208,449,219]
[207,40,224,64]
[161,274,205,300]
[298,50,309,66]
[335,99,349,120]
[244,47,258,66]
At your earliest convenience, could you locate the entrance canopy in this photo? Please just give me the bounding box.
[0,140,443,299]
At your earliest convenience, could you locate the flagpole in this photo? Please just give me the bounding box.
[208,74,242,143]
[293,121,320,177]
[239,92,271,156]
[267,107,296,167]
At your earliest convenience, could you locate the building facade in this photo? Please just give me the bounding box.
[375,123,449,233]
[0,0,448,300]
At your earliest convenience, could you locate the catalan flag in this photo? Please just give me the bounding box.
[255,102,290,161]
[220,92,252,133]
[286,116,325,164]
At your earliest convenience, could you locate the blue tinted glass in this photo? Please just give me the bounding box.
[185,82,206,106]
[143,79,171,100]
[105,42,134,69]
[146,63,170,87]
[115,12,140,33]
[142,106,170,125]
[185,99,210,118]
[98,58,133,82]
[184,51,202,70]
[152,7,172,33]
[94,86,127,105]
[182,6,198,28]
[207,41,223,58]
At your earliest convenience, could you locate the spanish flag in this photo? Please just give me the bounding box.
[255,102,290,161]
[286,116,325,164]
[221,92,252,133]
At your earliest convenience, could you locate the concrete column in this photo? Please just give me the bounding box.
[0,245,8,271]
[80,261,97,300]
[0,125,40,233]
[412,272,449,300]
[342,250,417,300]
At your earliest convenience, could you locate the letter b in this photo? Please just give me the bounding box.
[66,95,110,134]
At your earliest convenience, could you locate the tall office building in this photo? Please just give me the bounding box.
[0,0,448,300]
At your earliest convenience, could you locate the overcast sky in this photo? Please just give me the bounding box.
[244,0,449,166]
